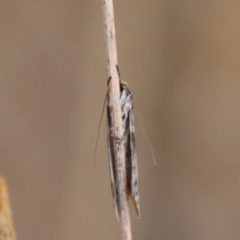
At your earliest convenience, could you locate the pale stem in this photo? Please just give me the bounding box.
[0,177,17,240]
[101,0,132,240]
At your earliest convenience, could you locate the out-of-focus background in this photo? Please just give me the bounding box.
[1,1,240,239]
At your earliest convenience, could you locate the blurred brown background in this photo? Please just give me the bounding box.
[1,1,240,239]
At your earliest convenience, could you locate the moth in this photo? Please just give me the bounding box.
[107,66,140,220]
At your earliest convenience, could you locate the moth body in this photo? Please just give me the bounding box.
[107,79,140,220]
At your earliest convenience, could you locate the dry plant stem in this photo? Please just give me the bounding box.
[0,177,16,240]
[102,0,132,240]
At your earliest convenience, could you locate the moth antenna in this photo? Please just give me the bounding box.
[116,65,123,89]
[133,99,157,166]
[116,65,121,79]
[94,89,108,169]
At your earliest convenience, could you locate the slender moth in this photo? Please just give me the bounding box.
[107,66,140,220]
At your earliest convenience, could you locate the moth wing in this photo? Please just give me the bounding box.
[126,96,140,218]
[107,103,120,220]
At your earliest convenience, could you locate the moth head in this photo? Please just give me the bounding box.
[121,81,129,89]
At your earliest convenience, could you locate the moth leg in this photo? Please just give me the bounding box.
[107,76,111,85]
[111,134,125,143]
